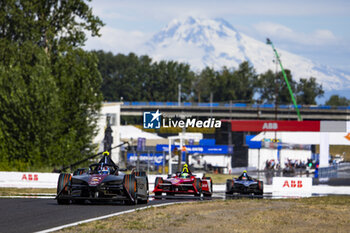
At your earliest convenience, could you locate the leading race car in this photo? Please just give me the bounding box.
[153,164,213,198]
[56,151,149,205]
[226,170,263,197]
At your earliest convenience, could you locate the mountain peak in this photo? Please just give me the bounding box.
[145,17,350,92]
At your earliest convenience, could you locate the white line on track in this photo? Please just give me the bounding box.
[0,196,55,199]
[35,201,189,233]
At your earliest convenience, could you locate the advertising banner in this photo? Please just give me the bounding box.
[272,177,312,197]
[156,144,233,154]
[229,120,320,132]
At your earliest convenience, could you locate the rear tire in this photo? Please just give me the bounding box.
[57,173,71,205]
[154,192,162,199]
[124,174,137,205]
[226,179,234,195]
[138,177,149,204]
[256,181,264,195]
[134,171,147,177]
[73,169,86,176]
[203,177,213,197]
[194,178,202,197]
[154,177,163,188]
[154,177,163,199]
[72,199,85,204]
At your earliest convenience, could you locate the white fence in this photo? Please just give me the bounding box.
[0,172,60,188]
[0,172,192,189]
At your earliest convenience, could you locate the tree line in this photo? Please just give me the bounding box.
[0,0,104,171]
[95,51,337,105]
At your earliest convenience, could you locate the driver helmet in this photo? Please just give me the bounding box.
[181,172,189,178]
[242,170,248,179]
[102,166,110,175]
[182,163,189,173]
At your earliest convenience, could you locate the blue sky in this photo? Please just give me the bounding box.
[85,0,350,73]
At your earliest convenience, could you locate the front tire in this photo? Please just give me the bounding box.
[124,174,137,205]
[57,173,71,205]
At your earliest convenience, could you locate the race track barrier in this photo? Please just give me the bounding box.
[272,177,312,197]
[0,173,202,189]
[0,172,59,188]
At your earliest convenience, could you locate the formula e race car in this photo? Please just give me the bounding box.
[153,167,213,198]
[226,172,263,197]
[56,152,149,205]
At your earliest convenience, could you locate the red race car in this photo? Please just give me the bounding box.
[153,164,213,198]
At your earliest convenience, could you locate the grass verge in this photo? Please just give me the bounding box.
[57,196,350,233]
[0,188,56,196]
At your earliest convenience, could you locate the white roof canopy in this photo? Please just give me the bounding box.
[251,131,350,145]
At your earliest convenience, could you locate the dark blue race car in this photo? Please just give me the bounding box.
[226,171,263,196]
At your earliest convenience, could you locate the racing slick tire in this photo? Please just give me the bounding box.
[57,173,72,205]
[194,178,202,197]
[154,177,163,199]
[226,179,234,195]
[138,177,149,204]
[254,181,264,196]
[203,177,213,197]
[124,174,138,205]
[134,171,147,177]
[72,199,85,204]
[73,168,86,176]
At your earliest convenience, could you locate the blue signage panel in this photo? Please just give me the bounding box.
[127,153,164,165]
[156,144,233,154]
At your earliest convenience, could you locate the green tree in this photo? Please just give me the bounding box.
[0,0,104,170]
[192,67,216,102]
[258,69,297,104]
[232,61,258,102]
[95,51,195,102]
[0,41,59,169]
[212,67,236,101]
[325,95,350,106]
[296,77,324,105]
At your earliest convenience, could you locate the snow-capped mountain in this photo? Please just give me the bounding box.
[145,17,350,92]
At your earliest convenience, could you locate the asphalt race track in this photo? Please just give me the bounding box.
[0,198,185,233]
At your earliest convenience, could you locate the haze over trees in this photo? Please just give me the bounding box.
[0,0,104,170]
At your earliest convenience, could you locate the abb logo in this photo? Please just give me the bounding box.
[283,180,303,188]
[21,174,39,181]
[262,122,278,130]
[202,183,208,188]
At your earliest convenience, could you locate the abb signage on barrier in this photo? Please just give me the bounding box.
[227,120,320,132]
[0,172,59,188]
[21,174,39,181]
[272,177,312,197]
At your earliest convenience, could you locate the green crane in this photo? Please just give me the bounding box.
[266,38,302,121]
